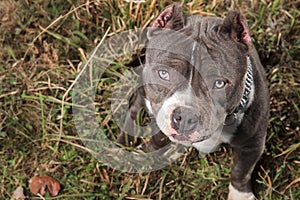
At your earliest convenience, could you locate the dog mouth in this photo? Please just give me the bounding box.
[170,133,211,144]
[155,94,223,146]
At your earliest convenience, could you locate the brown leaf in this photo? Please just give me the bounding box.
[29,175,61,197]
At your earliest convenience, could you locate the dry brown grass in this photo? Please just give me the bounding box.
[0,0,299,199]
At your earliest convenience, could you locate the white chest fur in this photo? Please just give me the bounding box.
[192,113,244,154]
[192,129,233,154]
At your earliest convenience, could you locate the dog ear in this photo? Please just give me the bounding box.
[147,4,184,38]
[221,11,253,50]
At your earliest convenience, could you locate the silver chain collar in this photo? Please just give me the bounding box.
[224,56,254,126]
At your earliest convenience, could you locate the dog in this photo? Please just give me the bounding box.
[117,4,269,200]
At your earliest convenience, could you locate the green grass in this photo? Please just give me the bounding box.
[0,0,299,199]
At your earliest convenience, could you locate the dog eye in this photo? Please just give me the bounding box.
[158,70,170,81]
[213,80,226,89]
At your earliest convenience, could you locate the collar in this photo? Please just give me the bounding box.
[224,56,254,126]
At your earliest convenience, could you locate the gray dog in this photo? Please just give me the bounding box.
[117,4,269,200]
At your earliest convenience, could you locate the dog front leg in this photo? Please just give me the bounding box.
[116,88,145,147]
[228,143,264,200]
[143,130,169,151]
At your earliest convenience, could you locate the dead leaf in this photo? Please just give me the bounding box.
[29,175,60,197]
[11,186,25,200]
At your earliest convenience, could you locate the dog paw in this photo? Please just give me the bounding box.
[227,183,255,200]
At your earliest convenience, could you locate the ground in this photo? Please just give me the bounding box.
[0,0,299,199]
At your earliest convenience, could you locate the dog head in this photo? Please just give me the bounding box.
[143,4,253,146]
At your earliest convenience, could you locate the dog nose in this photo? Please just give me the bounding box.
[171,107,199,136]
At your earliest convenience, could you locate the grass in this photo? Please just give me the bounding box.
[0,0,299,199]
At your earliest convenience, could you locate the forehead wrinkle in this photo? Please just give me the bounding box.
[167,56,186,65]
[165,54,190,74]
